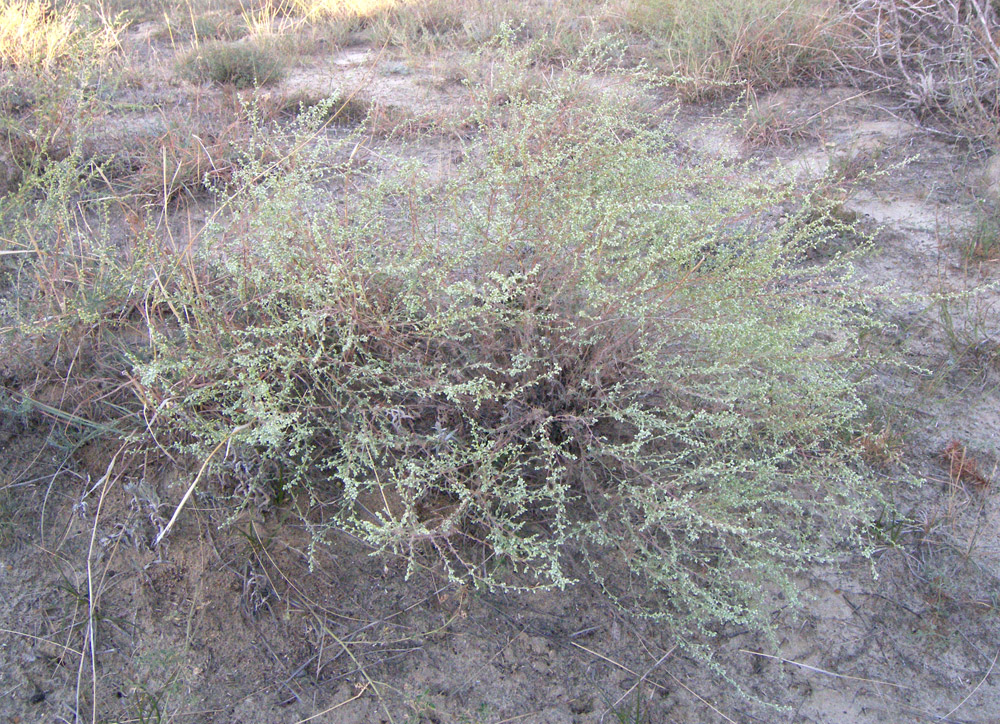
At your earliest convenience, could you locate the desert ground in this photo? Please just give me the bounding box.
[1,1,999,722]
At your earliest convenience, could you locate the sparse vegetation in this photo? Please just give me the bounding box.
[0,1,123,192]
[126,94,263,203]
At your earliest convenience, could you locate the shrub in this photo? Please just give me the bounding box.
[124,51,885,661]
[839,0,1000,145]
[179,40,284,88]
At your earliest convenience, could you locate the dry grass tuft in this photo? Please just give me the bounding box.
[624,0,845,97]
[0,0,79,69]
[0,0,119,71]
[966,200,1000,261]
[179,39,284,87]
[942,440,993,489]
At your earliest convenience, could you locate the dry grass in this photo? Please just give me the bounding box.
[0,2,124,195]
[838,0,1000,145]
[127,104,251,204]
[0,0,80,69]
[179,38,284,87]
[739,92,819,149]
[0,0,120,71]
[623,0,845,96]
[288,0,409,21]
[966,201,1000,261]
[942,440,994,489]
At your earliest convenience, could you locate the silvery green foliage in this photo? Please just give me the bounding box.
[139,59,881,654]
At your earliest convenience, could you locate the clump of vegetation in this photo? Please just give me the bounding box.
[1,0,77,70]
[0,148,144,443]
[840,0,1000,145]
[624,0,844,97]
[366,0,468,50]
[127,106,250,204]
[85,49,885,661]
[0,9,922,688]
[180,39,284,87]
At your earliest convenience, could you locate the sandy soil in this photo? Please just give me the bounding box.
[1,25,998,724]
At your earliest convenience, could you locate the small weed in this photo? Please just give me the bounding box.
[854,421,905,469]
[826,141,890,187]
[935,293,1000,374]
[268,87,374,124]
[111,652,183,724]
[966,202,1000,260]
[740,96,815,149]
[868,507,911,551]
[119,682,169,724]
[941,440,993,489]
[325,92,374,124]
[179,40,284,88]
[457,702,491,723]
[610,684,651,724]
[406,688,442,722]
[0,75,37,114]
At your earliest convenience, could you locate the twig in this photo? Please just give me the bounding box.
[941,645,1000,720]
[304,608,395,724]
[571,642,736,723]
[739,649,913,690]
[0,628,83,657]
[609,644,678,712]
[154,422,252,547]
[291,682,369,724]
[75,447,122,724]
